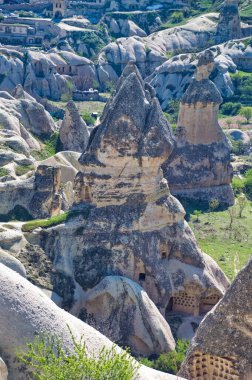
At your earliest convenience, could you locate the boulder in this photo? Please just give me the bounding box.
[59,101,90,153]
[179,258,252,379]
[81,276,175,356]
[0,263,185,380]
[164,50,234,206]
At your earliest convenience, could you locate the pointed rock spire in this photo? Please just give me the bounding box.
[59,101,89,153]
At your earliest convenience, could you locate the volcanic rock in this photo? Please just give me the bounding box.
[164,50,234,206]
[59,101,90,153]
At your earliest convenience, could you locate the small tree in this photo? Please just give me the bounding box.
[209,198,219,212]
[227,206,236,231]
[232,177,245,195]
[237,193,247,218]
[237,120,242,129]
[226,119,232,129]
[193,210,202,222]
[239,107,252,123]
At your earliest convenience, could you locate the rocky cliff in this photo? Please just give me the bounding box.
[179,258,252,380]
[164,50,234,206]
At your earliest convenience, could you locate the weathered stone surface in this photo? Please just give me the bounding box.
[34,63,229,354]
[0,264,185,380]
[216,0,242,43]
[80,276,175,356]
[59,101,89,153]
[164,50,234,206]
[0,165,62,220]
[179,258,252,380]
[0,248,26,278]
[0,358,7,380]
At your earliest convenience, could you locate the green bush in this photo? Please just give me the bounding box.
[244,169,252,198]
[220,102,242,116]
[18,332,139,380]
[81,112,95,126]
[232,177,245,195]
[170,11,184,24]
[138,340,189,375]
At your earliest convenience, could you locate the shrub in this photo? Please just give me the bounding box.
[170,11,184,24]
[138,340,189,375]
[31,132,60,160]
[244,169,252,198]
[81,112,95,126]
[221,102,242,116]
[239,107,252,123]
[232,177,245,195]
[18,331,139,380]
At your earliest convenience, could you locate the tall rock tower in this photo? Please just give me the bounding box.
[164,50,234,206]
[53,0,67,18]
[216,0,242,43]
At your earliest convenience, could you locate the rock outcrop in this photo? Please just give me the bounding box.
[0,264,185,380]
[0,248,26,278]
[164,50,234,206]
[179,258,252,380]
[0,165,62,221]
[81,276,175,356]
[34,63,229,353]
[59,101,90,153]
[216,0,242,43]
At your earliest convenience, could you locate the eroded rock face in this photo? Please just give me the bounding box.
[164,50,234,206]
[36,63,229,354]
[179,258,252,380]
[59,101,89,153]
[0,264,185,380]
[80,276,175,357]
[216,0,242,43]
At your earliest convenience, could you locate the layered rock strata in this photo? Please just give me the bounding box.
[38,63,229,353]
[59,101,90,153]
[179,259,252,380]
[164,50,234,206]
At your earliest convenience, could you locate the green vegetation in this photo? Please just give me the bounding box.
[229,71,252,103]
[220,102,242,116]
[18,332,139,380]
[31,132,60,161]
[22,208,90,233]
[189,197,252,280]
[138,340,189,375]
[48,100,106,115]
[239,106,252,123]
[81,112,96,126]
[0,167,8,177]
[15,165,35,177]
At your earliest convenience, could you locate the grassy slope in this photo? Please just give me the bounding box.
[190,202,252,280]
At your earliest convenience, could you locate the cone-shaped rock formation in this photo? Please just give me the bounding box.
[216,0,242,44]
[164,50,234,206]
[40,62,229,355]
[59,101,90,153]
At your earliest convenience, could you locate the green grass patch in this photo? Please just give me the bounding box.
[190,201,252,280]
[22,208,90,233]
[0,167,8,177]
[31,132,60,161]
[15,165,35,177]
